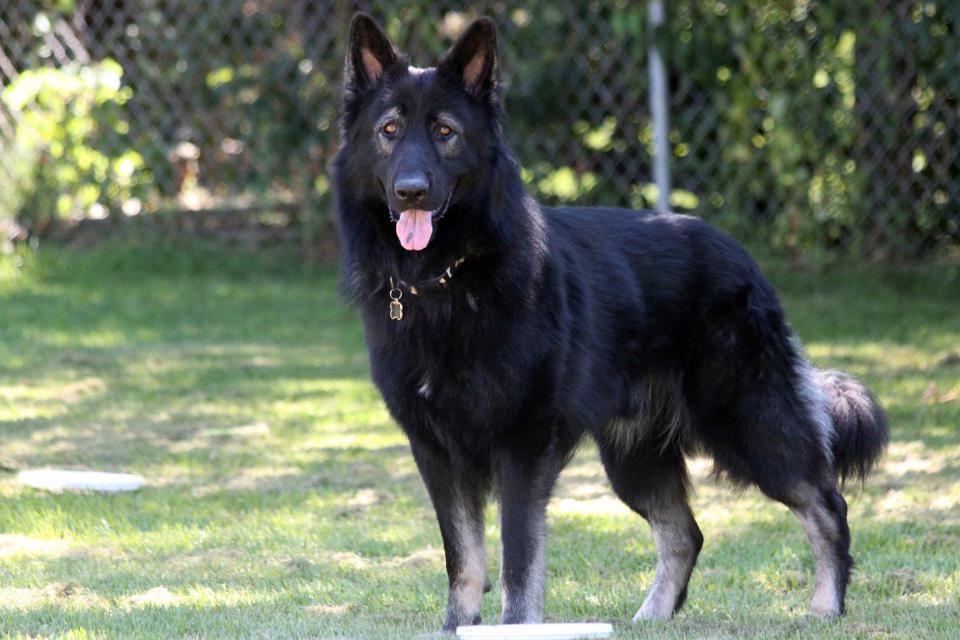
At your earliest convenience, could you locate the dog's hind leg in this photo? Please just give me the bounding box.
[747,461,851,617]
[599,443,703,622]
[409,435,491,632]
[788,482,851,617]
[723,408,852,617]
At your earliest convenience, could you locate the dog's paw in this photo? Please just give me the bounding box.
[809,604,842,620]
[441,614,481,635]
[809,588,842,619]
[632,602,674,623]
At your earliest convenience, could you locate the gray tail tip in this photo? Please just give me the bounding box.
[816,369,889,483]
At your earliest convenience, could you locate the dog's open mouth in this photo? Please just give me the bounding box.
[393,191,453,251]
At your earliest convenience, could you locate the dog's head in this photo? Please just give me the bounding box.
[339,14,500,252]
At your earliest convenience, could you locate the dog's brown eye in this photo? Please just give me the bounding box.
[438,125,453,138]
[382,122,398,136]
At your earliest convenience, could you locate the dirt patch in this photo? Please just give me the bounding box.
[303,602,358,615]
[0,582,105,609]
[327,551,370,570]
[324,547,444,571]
[125,586,182,607]
[0,535,70,559]
[390,547,443,569]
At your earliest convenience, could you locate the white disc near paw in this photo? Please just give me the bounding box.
[456,623,613,639]
[18,469,145,493]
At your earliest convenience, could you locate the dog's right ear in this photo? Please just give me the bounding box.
[344,13,400,93]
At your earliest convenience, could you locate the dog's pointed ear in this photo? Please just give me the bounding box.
[345,13,400,92]
[438,17,498,97]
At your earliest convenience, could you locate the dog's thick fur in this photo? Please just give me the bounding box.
[334,14,888,632]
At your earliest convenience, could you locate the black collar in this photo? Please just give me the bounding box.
[390,256,467,297]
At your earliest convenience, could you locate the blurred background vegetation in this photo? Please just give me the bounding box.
[0,0,957,258]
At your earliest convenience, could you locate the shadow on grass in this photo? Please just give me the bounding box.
[0,597,438,640]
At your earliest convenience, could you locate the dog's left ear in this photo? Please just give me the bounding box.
[439,17,498,97]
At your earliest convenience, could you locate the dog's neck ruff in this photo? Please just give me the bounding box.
[386,256,468,321]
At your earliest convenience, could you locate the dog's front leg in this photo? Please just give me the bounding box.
[409,434,491,633]
[497,446,563,624]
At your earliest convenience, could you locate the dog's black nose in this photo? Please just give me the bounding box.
[394,173,430,204]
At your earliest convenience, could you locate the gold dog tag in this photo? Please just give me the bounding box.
[389,285,403,321]
[389,299,403,320]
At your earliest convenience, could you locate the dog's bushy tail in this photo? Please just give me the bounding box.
[816,369,889,483]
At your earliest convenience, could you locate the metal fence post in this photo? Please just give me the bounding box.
[647,0,670,213]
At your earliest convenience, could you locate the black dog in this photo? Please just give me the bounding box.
[333,14,888,632]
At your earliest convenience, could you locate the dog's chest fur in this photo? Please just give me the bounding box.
[360,286,547,448]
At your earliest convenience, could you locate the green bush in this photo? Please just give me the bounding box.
[1,59,154,227]
[665,1,959,256]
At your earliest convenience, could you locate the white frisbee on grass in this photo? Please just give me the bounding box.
[18,469,145,493]
[456,623,613,640]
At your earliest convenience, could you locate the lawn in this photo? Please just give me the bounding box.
[0,239,958,639]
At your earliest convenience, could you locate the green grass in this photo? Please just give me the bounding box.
[1,239,958,639]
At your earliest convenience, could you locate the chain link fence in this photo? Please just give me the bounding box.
[1,1,957,257]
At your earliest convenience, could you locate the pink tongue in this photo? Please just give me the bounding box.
[396,209,434,251]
